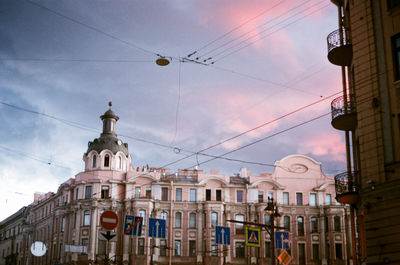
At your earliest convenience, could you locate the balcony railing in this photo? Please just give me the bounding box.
[327,28,352,66]
[335,171,359,205]
[331,95,357,131]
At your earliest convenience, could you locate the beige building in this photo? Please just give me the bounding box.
[1,107,350,265]
[327,0,400,264]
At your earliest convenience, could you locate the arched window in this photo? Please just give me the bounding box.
[175,212,182,228]
[83,210,91,226]
[93,155,97,168]
[104,155,110,167]
[189,213,196,228]
[334,216,341,232]
[311,217,318,233]
[283,216,290,231]
[139,209,146,225]
[117,156,121,169]
[235,214,244,234]
[211,212,218,228]
[161,211,168,220]
[297,216,304,236]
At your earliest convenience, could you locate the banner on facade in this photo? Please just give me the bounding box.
[64,245,88,254]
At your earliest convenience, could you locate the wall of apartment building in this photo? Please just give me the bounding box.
[0,154,349,265]
[335,0,400,263]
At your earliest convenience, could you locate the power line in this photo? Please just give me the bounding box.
[187,112,331,169]
[186,0,287,57]
[0,58,154,63]
[160,91,341,168]
[195,0,315,61]
[25,0,164,58]
[213,2,330,63]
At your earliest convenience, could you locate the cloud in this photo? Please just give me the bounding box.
[297,131,345,162]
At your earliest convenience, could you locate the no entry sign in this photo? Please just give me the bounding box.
[100,211,118,230]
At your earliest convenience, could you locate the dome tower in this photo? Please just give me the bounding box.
[83,102,131,172]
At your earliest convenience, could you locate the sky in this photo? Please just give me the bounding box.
[0,0,343,221]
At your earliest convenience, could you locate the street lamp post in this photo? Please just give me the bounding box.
[264,198,280,265]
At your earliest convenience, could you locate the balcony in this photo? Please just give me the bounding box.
[331,95,357,131]
[335,171,359,205]
[327,29,352,66]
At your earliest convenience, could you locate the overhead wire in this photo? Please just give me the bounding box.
[169,58,182,147]
[186,0,287,58]
[195,0,315,61]
[212,2,331,63]
[0,58,154,63]
[160,91,341,168]
[25,0,164,58]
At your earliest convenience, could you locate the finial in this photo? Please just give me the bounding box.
[108,101,112,109]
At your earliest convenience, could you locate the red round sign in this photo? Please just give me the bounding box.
[100,211,118,230]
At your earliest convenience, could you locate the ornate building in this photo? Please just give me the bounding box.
[327,0,400,264]
[1,107,349,265]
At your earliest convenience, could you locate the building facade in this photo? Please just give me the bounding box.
[327,0,400,264]
[1,107,349,265]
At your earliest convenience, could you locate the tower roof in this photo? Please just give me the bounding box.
[85,103,128,156]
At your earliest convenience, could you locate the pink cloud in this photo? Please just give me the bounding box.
[297,131,345,161]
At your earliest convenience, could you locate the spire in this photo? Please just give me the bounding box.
[100,101,119,136]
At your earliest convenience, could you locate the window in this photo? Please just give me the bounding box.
[311,217,318,233]
[267,191,274,200]
[235,214,244,234]
[104,154,110,167]
[236,190,244,203]
[175,212,182,228]
[161,211,168,220]
[206,189,211,201]
[297,216,304,236]
[299,243,306,265]
[176,188,182,201]
[189,240,196,256]
[135,187,141,198]
[283,216,290,231]
[335,243,343,259]
[310,193,317,206]
[160,240,167,256]
[61,217,66,232]
[235,242,245,258]
[211,242,218,256]
[258,190,264,203]
[190,189,197,202]
[189,212,196,228]
[162,187,168,201]
[264,214,271,225]
[75,188,80,200]
[138,238,145,255]
[296,192,303,205]
[312,244,320,261]
[82,238,89,246]
[265,241,271,257]
[392,32,400,80]
[145,186,151,198]
[334,216,341,232]
[211,212,218,227]
[93,155,97,168]
[101,185,109,199]
[283,192,289,205]
[388,0,400,9]
[326,194,332,205]
[117,156,121,169]
[174,240,181,256]
[216,190,222,201]
[139,210,146,225]
[83,210,91,226]
[85,186,92,199]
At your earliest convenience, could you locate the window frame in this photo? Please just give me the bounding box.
[175,188,182,201]
[189,212,196,228]
[296,192,303,206]
[175,212,182,228]
[309,193,317,206]
[83,210,91,226]
[189,188,197,202]
[236,190,244,203]
[85,186,92,199]
[283,192,289,205]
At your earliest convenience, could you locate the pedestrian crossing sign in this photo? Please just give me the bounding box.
[245,227,261,247]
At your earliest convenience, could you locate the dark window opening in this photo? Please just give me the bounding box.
[216,190,222,201]
[206,189,211,201]
[104,155,110,167]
